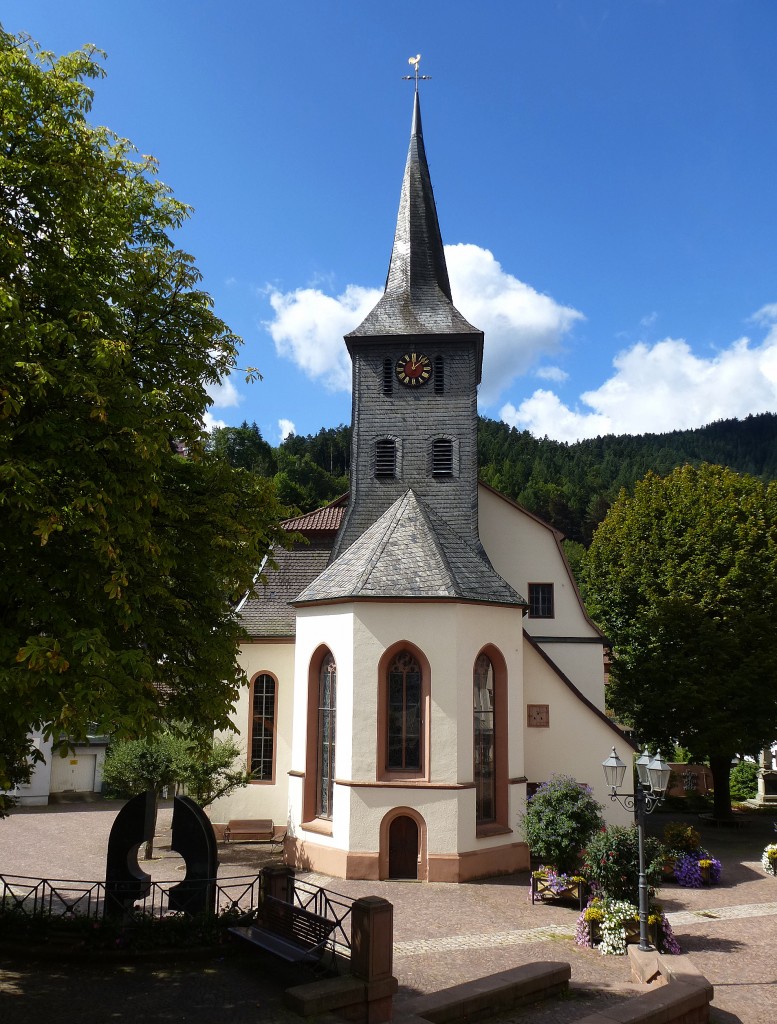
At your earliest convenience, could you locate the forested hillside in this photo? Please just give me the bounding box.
[207,412,777,544]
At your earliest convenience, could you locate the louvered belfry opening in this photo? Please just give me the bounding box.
[434,355,444,393]
[432,437,454,477]
[382,357,393,395]
[375,438,397,478]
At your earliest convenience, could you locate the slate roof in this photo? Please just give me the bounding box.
[295,489,525,606]
[347,92,482,342]
[238,541,333,638]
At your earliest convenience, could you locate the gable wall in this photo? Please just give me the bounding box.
[522,640,632,828]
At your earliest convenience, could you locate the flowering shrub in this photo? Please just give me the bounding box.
[575,896,680,955]
[761,844,777,876]
[582,825,663,902]
[521,775,604,874]
[673,851,722,887]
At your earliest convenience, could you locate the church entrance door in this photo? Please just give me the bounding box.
[388,815,418,879]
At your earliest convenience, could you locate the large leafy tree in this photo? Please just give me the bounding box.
[0,30,288,810]
[582,464,777,817]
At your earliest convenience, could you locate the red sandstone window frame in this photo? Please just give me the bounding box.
[247,671,278,784]
[376,641,431,783]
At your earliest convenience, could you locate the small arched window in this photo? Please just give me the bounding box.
[432,437,454,477]
[250,673,276,782]
[317,652,337,819]
[375,438,397,479]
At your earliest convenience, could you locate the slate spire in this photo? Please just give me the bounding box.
[347,91,481,339]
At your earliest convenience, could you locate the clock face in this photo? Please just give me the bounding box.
[396,352,432,387]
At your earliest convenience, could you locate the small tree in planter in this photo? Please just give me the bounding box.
[582,824,663,902]
[577,825,680,954]
[521,775,604,874]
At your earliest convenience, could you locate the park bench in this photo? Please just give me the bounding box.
[222,818,286,851]
[229,894,336,965]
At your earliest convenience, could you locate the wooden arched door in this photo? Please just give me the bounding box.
[388,815,418,879]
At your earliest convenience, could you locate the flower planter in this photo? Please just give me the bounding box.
[531,872,588,910]
[590,918,658,947]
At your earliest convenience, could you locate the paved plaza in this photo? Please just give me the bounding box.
[0,800,775,1023]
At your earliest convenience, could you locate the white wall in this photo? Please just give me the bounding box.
[208,639,295,825]
[478,484,607,708]
[522,639,633,828]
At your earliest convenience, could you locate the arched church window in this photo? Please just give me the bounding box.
[375,438,397,479]
[317,652,337,819]
[473,654,496,824]
[432,437,454,477]
[382,357,393,396]
[434,355,444,393]
[250,673,276,782]
[387,650,422,771]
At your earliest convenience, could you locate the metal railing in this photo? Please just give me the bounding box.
[0,870,353,960]
[0,872,263,921]
[292,875,353,957]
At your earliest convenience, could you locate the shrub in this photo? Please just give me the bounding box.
[582,825,663,902]
[729,760,759,802]
[662,822,701,857]
[521,775,604,874]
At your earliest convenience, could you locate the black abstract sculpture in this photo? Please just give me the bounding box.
[167,795,219,916]
[104,790,154,918]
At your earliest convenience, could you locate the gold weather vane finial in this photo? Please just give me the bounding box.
[402,53,431,91]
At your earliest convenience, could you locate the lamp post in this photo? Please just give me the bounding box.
[602,746,671,951]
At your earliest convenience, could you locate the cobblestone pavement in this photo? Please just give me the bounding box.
[1,801,776,1023]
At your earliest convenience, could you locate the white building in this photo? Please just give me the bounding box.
[209,91,633,880]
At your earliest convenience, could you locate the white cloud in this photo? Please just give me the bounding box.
[278,418,296,442]
[265,284,381,392]
[501,329,777,442]
[445,244,584,406]
[535,365,569,383]
[750,303,777,326]
[263,244,582,404]
[207,374,241,409]
[203,410,228,432]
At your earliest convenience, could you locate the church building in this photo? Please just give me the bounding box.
[209,90,633,881]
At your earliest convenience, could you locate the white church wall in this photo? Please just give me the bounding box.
[208,639,295,826]
[522,640,633,828]
[290,606,355,844]
[478,484,607,708]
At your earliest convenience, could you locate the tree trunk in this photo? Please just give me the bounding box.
[709,755,733,819]
[142,790,160,860]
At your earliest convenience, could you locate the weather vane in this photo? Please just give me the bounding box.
[402,54,432,91]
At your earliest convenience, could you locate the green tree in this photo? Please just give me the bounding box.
[101,734,247,858]
[582,464,777,818]
[0,30,288,812]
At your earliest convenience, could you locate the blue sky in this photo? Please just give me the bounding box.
[5,1,777,443]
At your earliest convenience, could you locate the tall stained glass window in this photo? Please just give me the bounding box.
[473,654,496,823]
[387,650,422,771]
[316,652,337,818]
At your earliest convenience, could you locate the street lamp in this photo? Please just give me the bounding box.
[602,746,670,951]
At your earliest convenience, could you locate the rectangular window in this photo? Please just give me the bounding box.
[528,582,554,618]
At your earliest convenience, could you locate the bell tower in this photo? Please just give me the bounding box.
[331,91,485,560]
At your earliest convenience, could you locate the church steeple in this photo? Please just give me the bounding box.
[347,91,482,356]
[332,88,487,562]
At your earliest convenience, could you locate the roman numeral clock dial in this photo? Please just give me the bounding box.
[395,352,432,387]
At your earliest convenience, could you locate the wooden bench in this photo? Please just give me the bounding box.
[223,818,286,850]
[229,895,336,964]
